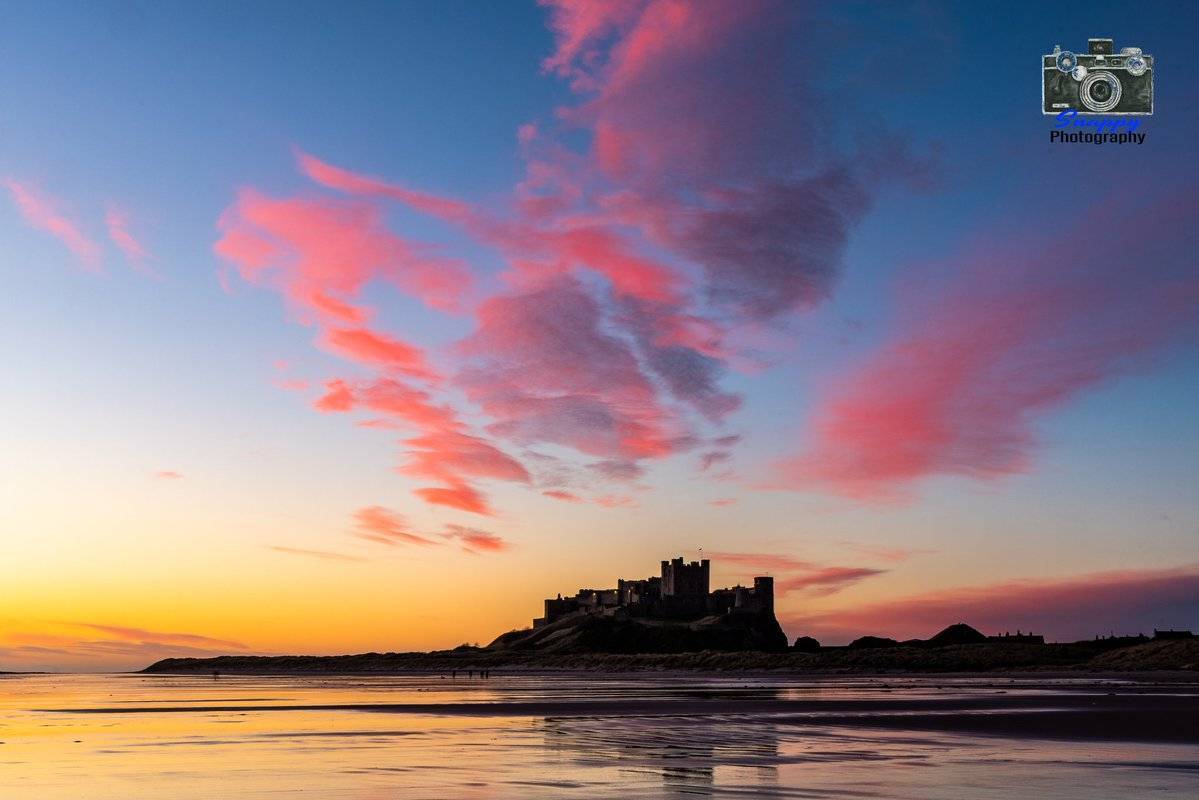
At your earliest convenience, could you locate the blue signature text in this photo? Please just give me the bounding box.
[1054,109,1140,133]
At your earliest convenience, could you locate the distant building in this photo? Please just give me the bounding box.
[988,631,1046,645]
[533,556,775,628]
[1154,629,1194,640]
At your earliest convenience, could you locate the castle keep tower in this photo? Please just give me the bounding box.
[661,557,710,597]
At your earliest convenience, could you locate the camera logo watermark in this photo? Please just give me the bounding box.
[1043,38,1151,145]
[1051,110,1144,144]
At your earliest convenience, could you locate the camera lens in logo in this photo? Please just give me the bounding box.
[1126,55,1148,76]
[1080,71,1122,112]
[1055,51,1077,72]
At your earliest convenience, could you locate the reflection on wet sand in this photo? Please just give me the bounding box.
[543,716,783,794]
[1,674,1197,799]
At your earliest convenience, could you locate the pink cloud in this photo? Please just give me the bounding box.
[539,0,884,320]
[459,276,683,462]
[319,377,460,431]
[215,189,471,320]
[352,506,440,547]
[105,204,155,275]
[303,153,740,427]
[214,187,529,514]
[319,326,438,380]
[310,376,524,516]
[785,566,1199,644]
[356,418,401,429]
[516,123,538,144]
[154,470,183,480]
[266,1,862,511]
[778,193,1199,501]
[349,2,876,420]
[414,480,494,516]
[543,489,583,503]
[296,151,685,305]
[538,0,644,83]
[594,494,637,508]
[709,497,737,507]
[295,148,471,221]
[351,509,512,553]
[707,550,887,598]
[317,380,522,516]
[215,2,934,517]
[400,432,532,484]
[441,524,509,553]
[313,379,356,412]
[775,566,887,598]
[5,179,101,269]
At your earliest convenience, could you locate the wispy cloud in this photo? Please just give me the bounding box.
[105,204,156,276]
[5,179,101,269]
[776,192,1199,501]
[441,524,509,553]
[345,507,511,555]
[0,620,250,672]
[214,189,524,515]
[352,505,440,547]
[595,494,637,508]
[784,566,1199,644]
[68,622,247,651]
[775,566,887,598]
[215,0,935,518]
[269,546,365,562]
[707,550,887,598]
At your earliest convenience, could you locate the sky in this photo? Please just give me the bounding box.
[2,0,1198,672]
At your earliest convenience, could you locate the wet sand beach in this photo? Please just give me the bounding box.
[2,673,1197,798]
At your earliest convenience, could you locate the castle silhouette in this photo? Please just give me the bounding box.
[533,556,774,628]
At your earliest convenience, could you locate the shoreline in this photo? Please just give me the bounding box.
[132,667,1199,682]
[139,637,1199,675]
[34,680,1199,745]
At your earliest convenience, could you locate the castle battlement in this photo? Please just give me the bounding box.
[532,555,775,629]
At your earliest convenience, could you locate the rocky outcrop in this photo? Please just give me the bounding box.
[926,623,989,647]
[488,610,789,654]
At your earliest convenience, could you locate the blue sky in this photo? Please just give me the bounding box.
[1,0,1197,670]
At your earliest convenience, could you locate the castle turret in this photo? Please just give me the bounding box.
[753,576,774,613]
